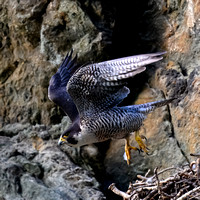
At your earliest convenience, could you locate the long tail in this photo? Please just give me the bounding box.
[132,98,176,114]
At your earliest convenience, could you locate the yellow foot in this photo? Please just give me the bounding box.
[135,131,149,154]
[125,138,139,165]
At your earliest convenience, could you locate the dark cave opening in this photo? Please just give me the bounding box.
[111,0,166,106]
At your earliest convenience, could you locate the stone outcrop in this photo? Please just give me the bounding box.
[0,122,105,200]
[0,0,200,199]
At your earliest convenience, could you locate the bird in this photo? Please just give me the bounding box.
[48,50,175,165]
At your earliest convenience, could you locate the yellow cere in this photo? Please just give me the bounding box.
[61,136,67,142]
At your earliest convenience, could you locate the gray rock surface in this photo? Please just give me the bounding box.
[0,123,105,200]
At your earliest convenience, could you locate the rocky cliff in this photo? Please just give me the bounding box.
[0,0,200,199]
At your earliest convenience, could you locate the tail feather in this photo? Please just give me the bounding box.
[133,98,176,114]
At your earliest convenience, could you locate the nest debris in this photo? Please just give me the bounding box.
[109,154,200,200]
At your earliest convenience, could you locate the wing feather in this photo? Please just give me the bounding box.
[48,50,80,122]
[67,52,165,116]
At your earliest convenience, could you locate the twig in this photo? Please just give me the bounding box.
[177,186,200,200]
[108,183,131,199]
[154,167,163,198]
[189,194,200,199]
[109,157,200,199]
[133,185,157,190]
[156,166,179,176]
[145,169,151,177]
[137,167,179,183]
[137,174,148,181]
[143,190,158,200]
[154,167,179,199]
[190,153,200,157]
[126,183,133,195]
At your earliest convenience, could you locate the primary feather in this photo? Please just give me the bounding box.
[48,50,79,122]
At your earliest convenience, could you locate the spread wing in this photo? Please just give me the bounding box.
[67,52,165,117]
[48,50,80,122]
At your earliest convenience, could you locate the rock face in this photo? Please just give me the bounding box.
[0,123,105,200]
[0,0,200,199]
[0,0,113,126]
[102,0,200,191]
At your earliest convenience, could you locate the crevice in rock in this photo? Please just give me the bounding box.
[5,164,24,195]
[175,139,190,163]
[166,104,190,163]
[0,62,18,84]
[77,0,116,33]
[178,62,188,77]
[24,0,51,47]
[15,177,22,195]
[30,0,51,21]
[166,104,175,138]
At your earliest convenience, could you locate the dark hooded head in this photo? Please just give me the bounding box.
[58,122,81,147]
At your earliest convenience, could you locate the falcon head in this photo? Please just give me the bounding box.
[58,122,81,147]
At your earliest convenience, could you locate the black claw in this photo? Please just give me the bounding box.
[137,148,141,154]
[146,151,153,156]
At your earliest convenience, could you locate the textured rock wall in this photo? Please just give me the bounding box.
[0,0,113,126]
[0,0,200,199]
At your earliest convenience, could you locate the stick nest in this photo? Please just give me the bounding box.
[109,154,200,200]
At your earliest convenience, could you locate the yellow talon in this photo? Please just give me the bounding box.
[125,137,138,165]
[135,131,149,153]
[125,131,149,165]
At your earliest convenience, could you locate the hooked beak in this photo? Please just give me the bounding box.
[58,135,68,146]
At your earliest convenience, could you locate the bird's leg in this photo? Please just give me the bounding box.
[125,137,138,165]
[135,130,149,153]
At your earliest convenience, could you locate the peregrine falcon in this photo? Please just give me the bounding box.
[48,50,174,164]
